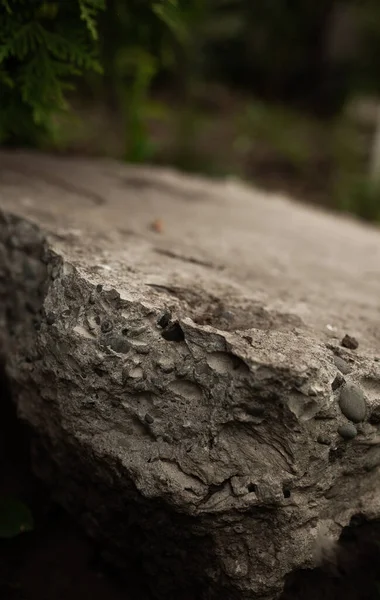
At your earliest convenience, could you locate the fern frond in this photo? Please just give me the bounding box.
[0,0,105,144]
[78,0,105,40]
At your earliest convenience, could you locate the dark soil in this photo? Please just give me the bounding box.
[1,365,380,600]
[281,517,380,600]
[0,368,152,600]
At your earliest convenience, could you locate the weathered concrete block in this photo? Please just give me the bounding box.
[1,150,380,599]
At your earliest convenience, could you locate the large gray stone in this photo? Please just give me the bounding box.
[1,150,380,599]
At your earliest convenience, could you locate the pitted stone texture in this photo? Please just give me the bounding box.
[1,151,380,600]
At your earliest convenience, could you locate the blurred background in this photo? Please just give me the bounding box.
[3,0,380,221]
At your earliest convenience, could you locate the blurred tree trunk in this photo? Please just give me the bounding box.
[100,0,121,112]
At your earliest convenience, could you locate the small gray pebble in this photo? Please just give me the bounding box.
[337,423,357,440]
[334,356,352,375]
[157,310,171,328]
[339,382,367,423]
[101,320,113,333]
[107,337,130,354]
[135,344,150,355]
[317,435,331,446]
[341,334,359,350]
[129,326,148,337]
[107,288,120,301]
[145,413,154,424]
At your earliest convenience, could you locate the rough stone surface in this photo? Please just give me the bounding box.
[1,150,380,599]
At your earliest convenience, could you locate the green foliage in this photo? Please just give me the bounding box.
[236,101,315,174]
[339,177,380,223]
[153,0,190,45]
[0,496,34,539]
[99,0,212,162]
[120,48,158,162]
[0,0,104,145]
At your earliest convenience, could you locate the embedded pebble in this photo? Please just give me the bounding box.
[341,334,359,350]
[128,325,148,337]
[128,367,144,379]
[96,284,103,292]
[168,380,202,401]
[333,356,352,375]
[317,435,331,446]
[132,343,150,355]
[364,447,380,471]
[157,310,171,328]
[245,404,266,417]
[144,413,154,424]
[106,336,130,354]
[331,372,345,390]
[339,383,367,423]
[101,320,113,333]
[156,358,174,373]
[337,423,357,440]
[46,313,56,325]
[107,288,120,301]
[233,524,245,534]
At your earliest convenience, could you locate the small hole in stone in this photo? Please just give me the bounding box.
[329,445,344,463]
[247,483,257,493]
[93,367,105,377]
[122,328,129,336]
[283,487,291,499]
[161,322,185,342]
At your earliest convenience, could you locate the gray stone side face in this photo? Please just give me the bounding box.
[1,152,380,599]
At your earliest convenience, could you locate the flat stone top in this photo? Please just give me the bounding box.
[1,149,380,354]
